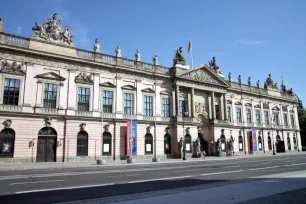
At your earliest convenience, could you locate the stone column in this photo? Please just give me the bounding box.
[220,94,225,120]
[293,105,299,129]
[286,107,290,127]
[191,88,195,118]
[279,104,284,126]
[231,96,235,122]
[260,101,264,124]
[208,96,212,119]
[35,81,43,107]
[172,89,176,117]
[115,76,123,113]
[251,99,255,124]
[211,92,216,119]
[155,81,162,116]
[136,80,142,115]
[187,92,191,117]
[67,70,76,110]
[93,73,100,112]
[223,94,227,121]
[176,85,180,116]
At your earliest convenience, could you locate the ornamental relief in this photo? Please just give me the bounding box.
[179,68,222,86]
[0,59,25,76]
[195,102,208,115]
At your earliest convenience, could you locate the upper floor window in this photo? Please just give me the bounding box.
[215,104,220,120]
[236,107,242,123]
[290,114,295,127]
[283,113,288,126]
[246,109,252,124]
[255,110,261,124]
[227,106,231,122]
[273,112,279,125]
[124,93,134,115]
[3,78,20,106]
[179,100,186,117]
[144,95,153,116]
[102,90,113,113]
[43,83,57,109]
[264,111,269,125]
[78,87,90,111]
[162,98,170,117]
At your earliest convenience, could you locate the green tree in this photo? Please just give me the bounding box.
[298,108,306,149]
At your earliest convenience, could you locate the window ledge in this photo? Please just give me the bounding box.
[0,105,22,112]
[36,107,58,114]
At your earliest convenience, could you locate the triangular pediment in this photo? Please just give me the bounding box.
[34,72,66,81]
[100,82,116,88]
[142,88,155,93]
[177,65,229,87]
[122,85,136,91]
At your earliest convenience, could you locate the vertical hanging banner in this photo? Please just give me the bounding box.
[253,128,258,152]
[131,120,137,156]
[126,121,131,157]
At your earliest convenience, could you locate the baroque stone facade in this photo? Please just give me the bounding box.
[0,14,301,163]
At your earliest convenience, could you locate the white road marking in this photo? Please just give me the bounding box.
[255,162,271,165]
[223,165,240,168]
[15,183,114,194]
[10,180,65,185]
[126,174,143,177]
[0,175,29,181]
[249,166,280,171]
[200,170,244,176]
[284,163,306,167]
[128,175,192,183]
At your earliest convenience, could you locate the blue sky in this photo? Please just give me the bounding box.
[1,0,305,104]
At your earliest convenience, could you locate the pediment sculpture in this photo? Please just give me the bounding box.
[208,57,223,76]
[32,13,74,46]
[0,60,25,76]
[173,47,186,66]
[180,68,221,85]
[75,73,94,84]
[264,74,278,90]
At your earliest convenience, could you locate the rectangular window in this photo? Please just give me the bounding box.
[236,107,242,123]
[179,100,186,117]
[264,111,269,125]
[43,83,57,109]
[227,106,231,122]
[78,87,90,111]
[283,113,288,126]
[103,90,113,113]
[124,93,134,115]
[246,109,252,124]
[144,95,153,116]
[255,110,261,124]
[3,78,20,106]
[215,105,220,120]
[290,114,295,127]
[162,98,170,117]
[274,112,279,125]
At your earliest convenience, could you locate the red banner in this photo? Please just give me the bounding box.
[126,121,131,156]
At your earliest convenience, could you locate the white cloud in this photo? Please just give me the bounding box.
[234,39,263,46]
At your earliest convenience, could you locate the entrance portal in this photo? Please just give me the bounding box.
[36,127,57,162]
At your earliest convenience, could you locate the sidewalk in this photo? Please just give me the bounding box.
[0,152,305,171]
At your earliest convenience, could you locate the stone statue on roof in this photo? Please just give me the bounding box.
[264,74,279,90]
[93,38,100,53]
[173,47,186,66]
[0,16,3,32]
[116,45,121,57]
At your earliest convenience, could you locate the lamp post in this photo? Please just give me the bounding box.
[271,116,276,155]
[98,94,106,165]
[182,111,188,160]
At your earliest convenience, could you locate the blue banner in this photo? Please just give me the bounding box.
[131,120,137,156]
[253,128,258,152]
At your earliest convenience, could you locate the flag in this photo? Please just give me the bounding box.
[188,41,192,54]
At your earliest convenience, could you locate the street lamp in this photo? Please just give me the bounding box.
[182,111,188,160]
[271,116,276,155]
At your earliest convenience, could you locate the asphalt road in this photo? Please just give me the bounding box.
[0,154,305,204]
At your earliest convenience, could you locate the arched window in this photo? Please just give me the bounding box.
[145,133,153,155]
[293,136,297,150]
[268,136,272,150]
[103,132,112,156]
[287,135,291,151]
[0,128,15,157]
[185,134,192,153]
[164,134,171,154]
[221,135,226,151]
[239,136,243,151]
[258,136,262,150]
[77,131,88,156]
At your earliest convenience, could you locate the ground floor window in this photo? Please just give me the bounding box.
[77,131,88,156]
[164,134,171,154]
[0,128,15,157]
[145,133,153,155]
[258,136,262,150]
[239,136,243,151]
[103,132,112,155]
[185,134,192,153]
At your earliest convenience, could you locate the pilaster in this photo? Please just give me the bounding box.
[115,76,123,113]
[136,79,143,115]
[211,92,215,119]
[191,88,195,118]
[67,70,76,110]
[155,81,162,116]
[93,73,100,111]
[35,81,43,107]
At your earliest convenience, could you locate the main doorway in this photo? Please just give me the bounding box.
[36,127,57,162]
